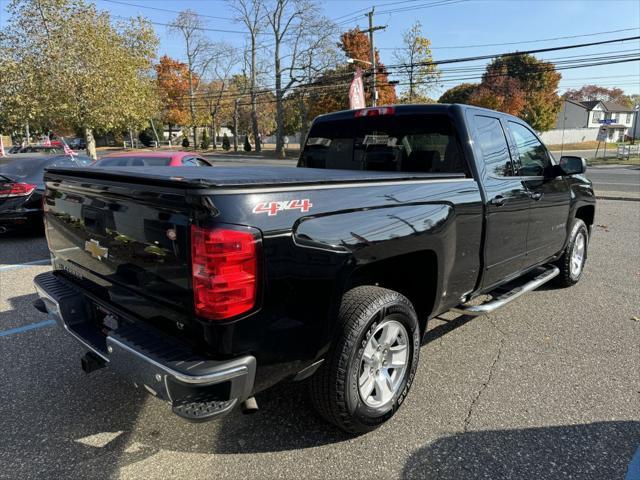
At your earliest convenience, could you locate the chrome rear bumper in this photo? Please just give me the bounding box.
[34,271,256,422]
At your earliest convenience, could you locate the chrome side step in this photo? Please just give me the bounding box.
[450,265,560,317]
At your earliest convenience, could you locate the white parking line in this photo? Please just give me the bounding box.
[0,258,51,272]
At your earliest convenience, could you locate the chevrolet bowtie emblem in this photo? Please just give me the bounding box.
[85,239,108,260]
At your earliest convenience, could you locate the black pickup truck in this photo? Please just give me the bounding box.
[33,104,595,433]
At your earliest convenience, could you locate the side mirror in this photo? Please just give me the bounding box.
[559,156,587,176]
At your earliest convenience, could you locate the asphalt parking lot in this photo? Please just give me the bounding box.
[0,199,638,480]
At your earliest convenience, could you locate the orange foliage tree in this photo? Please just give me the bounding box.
[468,54,561,132]
[341,28,397,106]
[155,55,192,139]
[305,28,397,117]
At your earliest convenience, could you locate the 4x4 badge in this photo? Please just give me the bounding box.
[85,239,109,260]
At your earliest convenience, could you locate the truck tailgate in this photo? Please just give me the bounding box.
[43,171,194,319]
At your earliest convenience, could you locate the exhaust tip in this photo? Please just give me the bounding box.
[240,396,259,414]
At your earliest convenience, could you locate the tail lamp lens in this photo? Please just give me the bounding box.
[0,183,37,197]
[191,225,259,321]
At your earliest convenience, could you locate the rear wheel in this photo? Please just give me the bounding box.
[555,218,589,287]
[309,286,420,433]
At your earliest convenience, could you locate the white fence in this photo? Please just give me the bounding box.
[539,128,599,145]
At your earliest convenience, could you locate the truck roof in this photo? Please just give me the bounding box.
[314,103,524,125]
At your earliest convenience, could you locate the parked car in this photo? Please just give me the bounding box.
[33,104,594,432]
[11,145,64,154]
[92,151,212,167]
[0,153,93,233]
[66,137,87,150]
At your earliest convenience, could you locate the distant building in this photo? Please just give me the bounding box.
[555,99,636,142]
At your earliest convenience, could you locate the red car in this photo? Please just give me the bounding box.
[92,151,213,167]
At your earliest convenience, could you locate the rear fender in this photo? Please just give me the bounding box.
[293,203,455,340]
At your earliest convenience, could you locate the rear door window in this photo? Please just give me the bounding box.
[300,114,468,175]
[472,115,515,177]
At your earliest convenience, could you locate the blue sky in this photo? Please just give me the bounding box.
[1,0,639,98]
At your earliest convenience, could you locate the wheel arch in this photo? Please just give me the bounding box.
[342,250,439,335]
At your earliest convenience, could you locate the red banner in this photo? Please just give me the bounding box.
[349,67,366,110]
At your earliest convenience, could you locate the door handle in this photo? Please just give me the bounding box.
[491,195,506,207]
[529,192,544,201]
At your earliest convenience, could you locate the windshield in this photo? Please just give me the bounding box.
[95,156,172,167]
[299,114,469,176]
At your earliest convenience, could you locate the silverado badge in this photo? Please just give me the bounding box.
[85,239,108,260]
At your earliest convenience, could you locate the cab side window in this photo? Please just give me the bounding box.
[508,122,551,177]
[473,115,514,177]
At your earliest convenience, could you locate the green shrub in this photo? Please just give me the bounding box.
[138,128,155,147]
[200,129,210,150]
[222,133,231,151]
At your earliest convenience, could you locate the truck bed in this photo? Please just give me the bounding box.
[44,165,466,189]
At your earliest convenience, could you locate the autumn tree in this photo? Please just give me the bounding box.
[438,83,478,104]
[393,21,439,103]
[469,75,526,115]
[156,56,191,140]
[563,85,633,107]
[305,65,353,118]
[341,28,397,106]
[0,0,159,157]
[469,54,561,131]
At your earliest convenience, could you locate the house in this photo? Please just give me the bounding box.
[556,99,636,142]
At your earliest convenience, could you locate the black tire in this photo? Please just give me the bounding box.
[555,218,589,287]
[309,286,421,433]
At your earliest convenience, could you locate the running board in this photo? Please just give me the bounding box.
[450,265,560,317]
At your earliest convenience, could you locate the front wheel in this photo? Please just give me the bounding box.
[555,218,589,287]
[309,286,421,433]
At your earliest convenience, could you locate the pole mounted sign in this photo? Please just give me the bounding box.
[597,127,608,142]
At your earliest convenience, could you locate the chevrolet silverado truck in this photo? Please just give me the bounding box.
[33,104,595,433]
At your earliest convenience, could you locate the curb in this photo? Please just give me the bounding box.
[596,195,640,202]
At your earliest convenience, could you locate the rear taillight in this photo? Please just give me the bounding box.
[0,183,37,198]
[191,225,259,321]
[355,106,395,117]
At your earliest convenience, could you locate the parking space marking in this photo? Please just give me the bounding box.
[0,319,55,337]
[0,258,51,271]
[627,447,640,480]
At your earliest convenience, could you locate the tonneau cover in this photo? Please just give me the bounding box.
[44,165,464,189]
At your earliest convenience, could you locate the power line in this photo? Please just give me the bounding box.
[99,0,234,21]
[379,35,640,70]
[378,27,640,50]
[177,56,640,109]
[174,48,640,104]
[109,14,245,34]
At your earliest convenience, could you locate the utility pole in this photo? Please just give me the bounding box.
[233,98,239,152]
[363,8,385,107]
